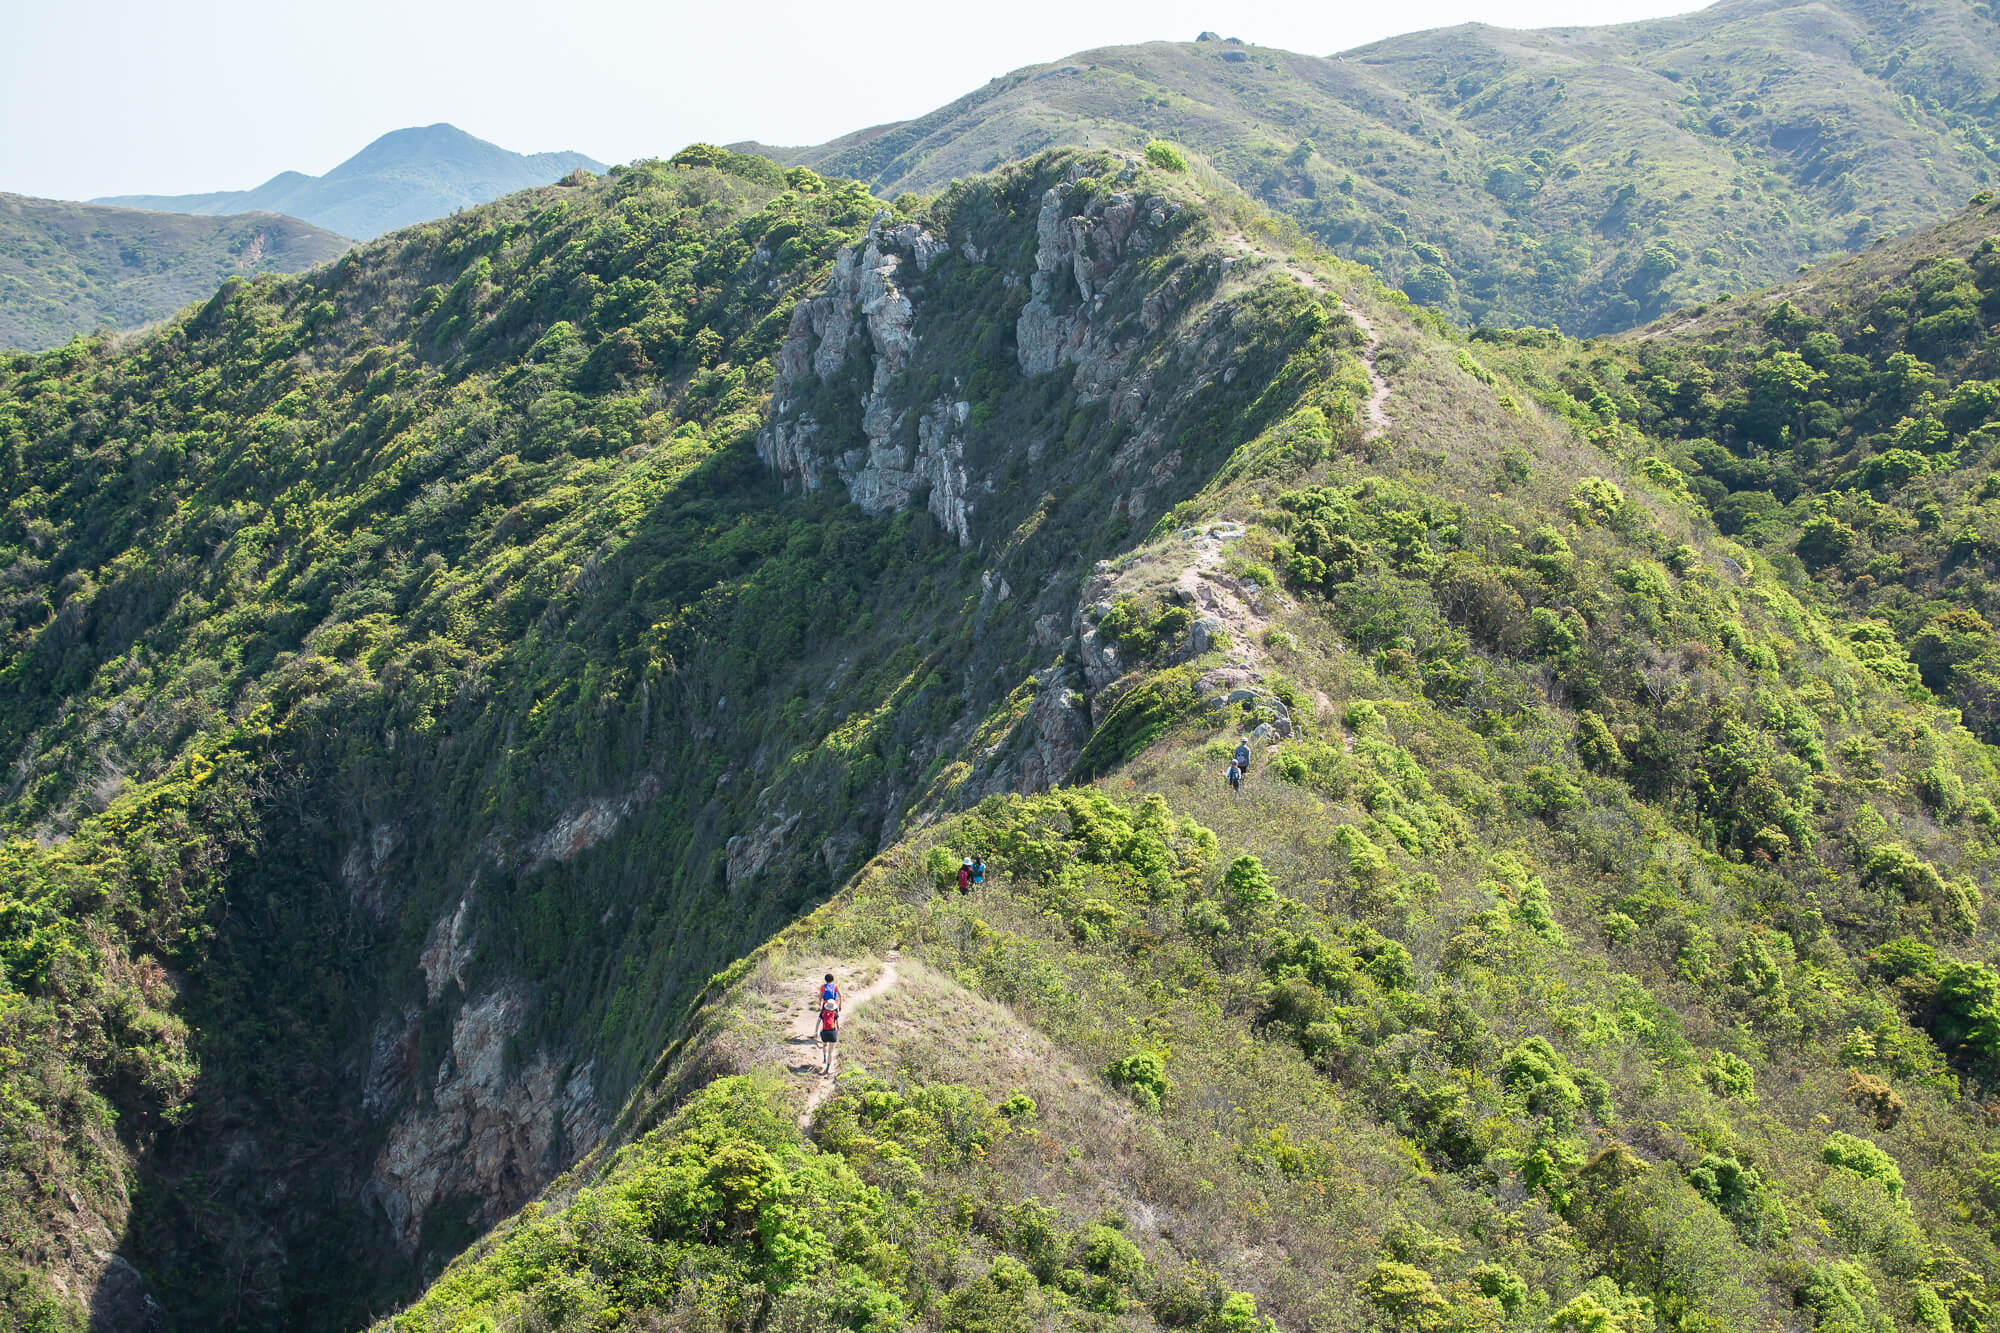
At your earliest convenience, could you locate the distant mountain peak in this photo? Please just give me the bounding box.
[94,125,606,240]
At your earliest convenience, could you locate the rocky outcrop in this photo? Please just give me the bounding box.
[1017,666,1091,792]
[1017,178,1176,382]
[726,809,803,888]
[419,893,476,1002]
[1197,669,1295,739]
[760,161,1188,549]
[341,821,401,921]
[365,986,599,1252]
[760,215,978,544]
[506,774,661,873]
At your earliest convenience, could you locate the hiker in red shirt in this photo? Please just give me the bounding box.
[817,1000,839,1075]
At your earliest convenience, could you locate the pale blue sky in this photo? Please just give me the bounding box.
[2,0,1710,202]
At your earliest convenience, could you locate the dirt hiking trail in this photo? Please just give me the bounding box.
[791,952,901,1125]
[1342,304,1393,439]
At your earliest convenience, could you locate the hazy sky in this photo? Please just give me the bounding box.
[4,0,1710,202]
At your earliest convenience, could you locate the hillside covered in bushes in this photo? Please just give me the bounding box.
[379,164,2000,1331]
[6,134,2000,1333]
[748,0,2000,333]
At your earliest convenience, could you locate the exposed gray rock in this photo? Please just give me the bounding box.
[341,821,401,920]
[519,774,661,871]
[1018,666,1090,793]
[1185,614,1226,658]
[762,172,1192,548]
[419,893,476,1002]
[726,809,803,887]
[1195,666,1263,694]
[820,830,863,875]
[86,1250,162,1333]
[366,987,599,1252]
[363,1007,421,1120]
[760,214,978,544]
[1078,621,1124,697]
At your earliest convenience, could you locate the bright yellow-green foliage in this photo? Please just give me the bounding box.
[389,1074,1272,1333]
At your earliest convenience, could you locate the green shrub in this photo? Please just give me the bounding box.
[1144,140,1189,172]
[1822,1132,1905,1202]
[1704,1052,1757,1103]
[1223,853,1277,910]
[925,846,961,888]
[1104,1050,1171,1111]
[1568,477,1626,525]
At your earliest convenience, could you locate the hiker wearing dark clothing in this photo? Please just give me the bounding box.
[1234,741,1251,769]
[818,1002,839,1074]
[971,857,986,887]
[1227,762,1243,792]
[957,859,972,893]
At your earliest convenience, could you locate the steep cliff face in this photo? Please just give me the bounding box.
[365,985,599,1251]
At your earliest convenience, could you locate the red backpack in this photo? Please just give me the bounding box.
[819,1004,838,1032]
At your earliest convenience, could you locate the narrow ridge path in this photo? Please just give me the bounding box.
[1342,304,1393,439]
[1275,252,1392,439]
[796,952,900,1126]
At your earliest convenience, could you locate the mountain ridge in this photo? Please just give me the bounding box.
[8,143,2000,1330]
[741,0,2000,333]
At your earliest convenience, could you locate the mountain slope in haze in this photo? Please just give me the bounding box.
[383,169,2000,1331]
[96,123,607,239]
[744,0,2000,333]
[0,194,350,350]
[10,145,2000,1332]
